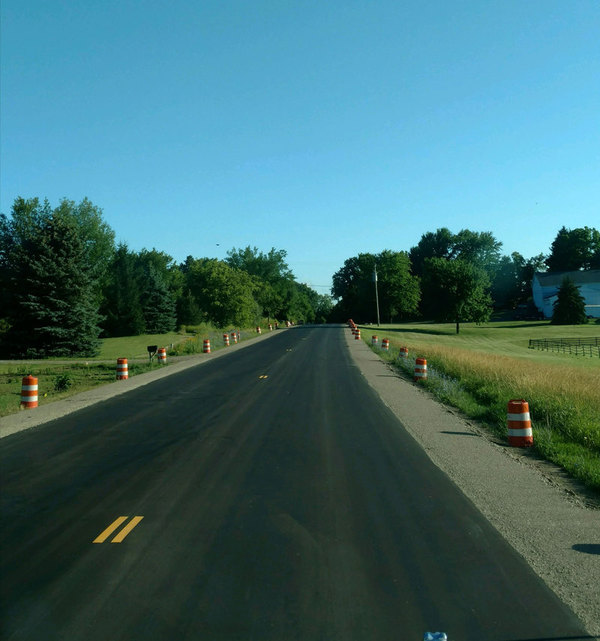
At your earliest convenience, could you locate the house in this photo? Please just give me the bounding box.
[532,270,600,319]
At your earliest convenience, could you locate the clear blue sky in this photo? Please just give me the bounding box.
[2,1,599,294]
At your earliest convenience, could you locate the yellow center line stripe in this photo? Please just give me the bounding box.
[111,516,144,543]
[93,516,128,543]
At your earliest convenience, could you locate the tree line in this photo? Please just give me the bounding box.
[330,225,600,332]
[0,197,332,358]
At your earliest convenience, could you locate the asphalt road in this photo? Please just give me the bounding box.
[0,326,591,640]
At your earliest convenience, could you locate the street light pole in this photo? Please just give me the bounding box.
[373,265,381,327]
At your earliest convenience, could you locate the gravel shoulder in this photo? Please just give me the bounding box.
[345,329,600,636]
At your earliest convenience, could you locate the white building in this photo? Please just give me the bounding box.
[532,270,600,319]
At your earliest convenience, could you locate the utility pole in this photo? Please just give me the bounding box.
[373,265,381,327]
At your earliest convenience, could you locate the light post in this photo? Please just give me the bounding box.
[373,265,381,327]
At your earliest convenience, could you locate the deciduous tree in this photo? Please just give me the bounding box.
[423,258,492,333]
[331,251,419,323]
[546,226,600,271]
[186,258,260,328]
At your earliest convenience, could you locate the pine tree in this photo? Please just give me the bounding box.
[176,288,203,326]
[100,244,146,337]
[142,265,177,334]
[3,211,102,357]
[551,277,588,325]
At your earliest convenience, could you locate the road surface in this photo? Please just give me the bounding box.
[0,326,591,640]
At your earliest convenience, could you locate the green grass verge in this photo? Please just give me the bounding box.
[97,333,187,360]
[361,321,600,494]
[169,323,275,356]
[0,361,162,418]
[0,323,280,418]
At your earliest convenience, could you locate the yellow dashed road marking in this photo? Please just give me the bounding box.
[93,516,144,543]
[111,516,144,543]
[93,516,128,543]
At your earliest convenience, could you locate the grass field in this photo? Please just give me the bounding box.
[98,332,187,360]
[359,321,600,493]
[0,361,160,418]
[0,325,269,418]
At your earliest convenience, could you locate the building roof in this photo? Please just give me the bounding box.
[533,269,600,287]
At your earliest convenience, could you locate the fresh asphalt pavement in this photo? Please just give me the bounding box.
[0,326,591,640]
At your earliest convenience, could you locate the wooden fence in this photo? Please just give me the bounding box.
[528,337,600,357]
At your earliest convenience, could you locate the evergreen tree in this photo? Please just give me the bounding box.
[551,277,588,325]
[101,244,146,337]
[2,210,101,356]
[176,288,203,326]
[142,265,177,333]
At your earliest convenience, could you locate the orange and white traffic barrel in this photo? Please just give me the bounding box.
[20,375,38,409]
[399,346,409,358]
[256,326,262,334]
[414,358,427,381]
[507,400,533,447]
[372,335,378,346]
[231,332,238,344]
[382,338,390,351]
[223,333,230,346]
[203,339,211,354]
[116,358,128,380]
[355,329,361,340]
[157,348,167,364]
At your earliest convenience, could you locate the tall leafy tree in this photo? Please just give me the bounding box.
[332,251,419,323]
[226,246,294,320]
[452,229,502,268]
[411,228,501,318]
[551,277,588,325]
[490,252,546,309]
[546,226,600,271]
[408,228,455,277]
[225,246,293,282]
[376,250,421,322]
[186,258,260,328]
[423,258,492,334]
[409,228,501,277]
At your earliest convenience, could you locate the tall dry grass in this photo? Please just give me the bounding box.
[380,337,600,490]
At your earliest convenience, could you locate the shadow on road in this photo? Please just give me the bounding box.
[572,544,600,556]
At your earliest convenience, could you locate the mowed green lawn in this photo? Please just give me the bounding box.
[360,320,600,369]
[97,332,188,360]
[0,332,190,418]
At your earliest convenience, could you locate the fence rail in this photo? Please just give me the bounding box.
[528,337,600,357]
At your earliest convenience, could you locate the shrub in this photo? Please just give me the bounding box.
[54,373,73,392]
